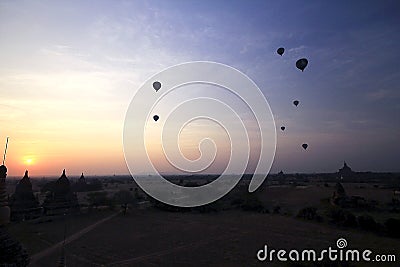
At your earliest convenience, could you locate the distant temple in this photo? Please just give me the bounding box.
[73,172,88,192]
[0,164,30,266]
[338,161,354,179]
[9,170,41,221]
[78,172,86,185]
[42,169,79,215]
[72,172,103,192]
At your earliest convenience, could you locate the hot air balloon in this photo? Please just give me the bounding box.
[277,47,285,56]
[293,100,299,107]
[153,115,159,122]
[280,126,286,131]
[302,143,308,150]
[296,58,308,72]
[153,81,161,92]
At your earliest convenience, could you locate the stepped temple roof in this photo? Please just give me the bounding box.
[43,169,79,215]
[10,170,40,221]
[338,161,354,179]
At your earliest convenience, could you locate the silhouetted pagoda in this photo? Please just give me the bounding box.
[72,172,103,192]
[338,161,354,179]
[0,165,30,266]
[73,172,88,192]
[43,169,79,215]
[78,172,86,185]
[9,170,41,221]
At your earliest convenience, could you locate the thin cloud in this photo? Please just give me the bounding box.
[288,45,307,53]
[366,89,398,101]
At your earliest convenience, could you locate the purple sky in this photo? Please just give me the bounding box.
[0,0,399,175]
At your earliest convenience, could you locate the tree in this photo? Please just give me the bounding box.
[241,193,265,212]
[133,187,144,201]
[113,190,136,215]
[86,191,109,210]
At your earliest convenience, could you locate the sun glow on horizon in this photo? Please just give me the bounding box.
[23,157,34,166]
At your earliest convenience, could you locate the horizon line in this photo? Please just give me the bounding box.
[6,170,400,179]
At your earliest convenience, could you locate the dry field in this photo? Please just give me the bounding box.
[258,183,396,216]
[23,209,400,267]
[6,181,400,267]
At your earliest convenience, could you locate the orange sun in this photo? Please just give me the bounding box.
[23,157,34,165]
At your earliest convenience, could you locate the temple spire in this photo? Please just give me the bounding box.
[0,165,9,225]
[0,164,30,265]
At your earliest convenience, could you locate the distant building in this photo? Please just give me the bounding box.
[42,169,79,215]
[72,172,103,192]
[78,172,86,184]
[73,172,88,192]
[338,161,354,179]
[9,170,41,221]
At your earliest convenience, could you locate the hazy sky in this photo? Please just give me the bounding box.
[0,0,399,176]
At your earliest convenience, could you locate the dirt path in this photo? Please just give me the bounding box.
[29,211,120,266]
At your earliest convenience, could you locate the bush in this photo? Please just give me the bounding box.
[273,205,281,214]
[114,190,136,205]
[241,194,265,212]
[297,207,323,222]
[327,207,357,227]
[114,190,137,214]
[86,191,110,209]
[358,215,380,232]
